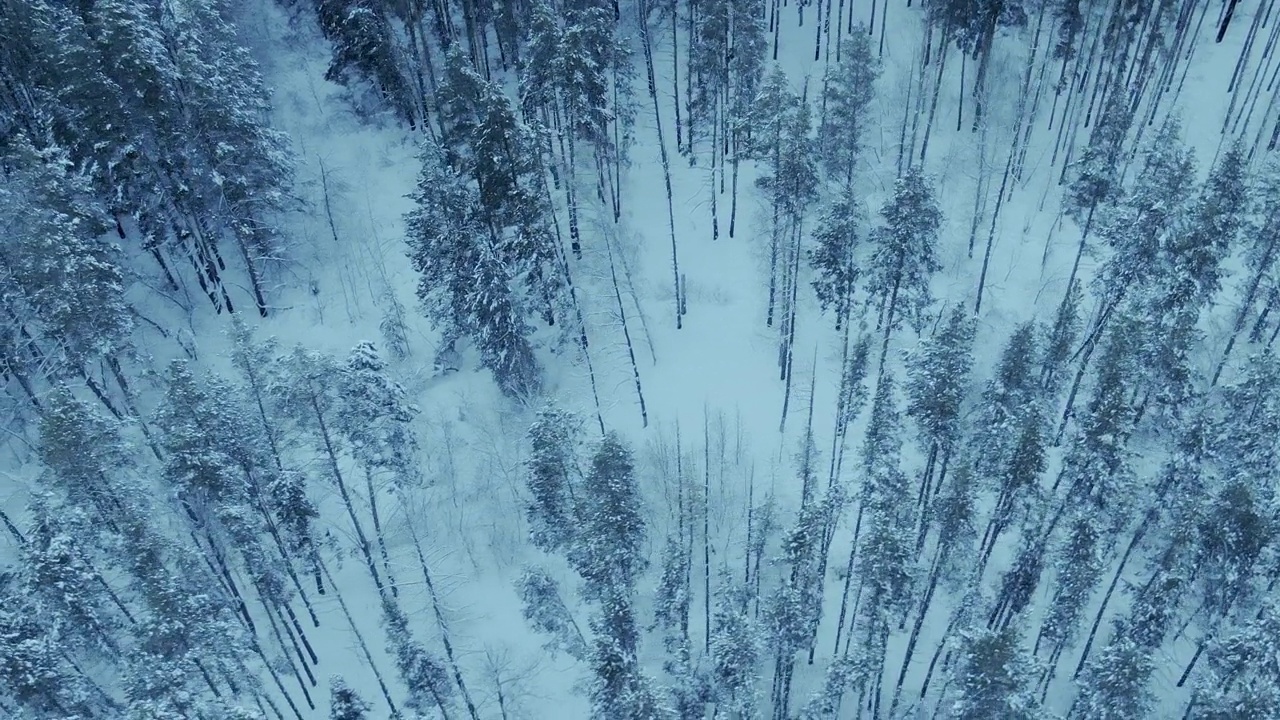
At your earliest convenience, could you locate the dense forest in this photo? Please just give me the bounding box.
[1,0,1278,717]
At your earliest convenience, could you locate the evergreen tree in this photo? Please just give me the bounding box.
[819,32,880,188]
[314,0,415,122]
[906,305,976,492]
[523,0,625,150]
[336,341,420,486]
[587,593,664,720]
[165,0,294,316]
[950,624,1040,720]
[271,346,389,593]
[525,404,582,552]
[1195,599,1280,718]
[406,149,542,397]
[329,675,371,720]
[570,433,647,600]
[859,373,914,616]
[37,386,138,531]
[652,535,698,720]
[154,360,288,605]
[929,0,1030,58]
[1038,513,1103,650]
[517,567,589,660]
[1074,635,1155,720]
[972,323,1041,477]
[1058,320,1139,527]
[0,138,132,378]
[1065,90,1133,229]
[708,582,760,719]
[0,580,101,718]
[1092,119,1196,319]
[382,596,454,717]
[1135,143,1247,413]
[809,188,863,330]
[867,166,943,368]
[1042,279,1082,396]
[17,500,122,658]
[686,0,729,139]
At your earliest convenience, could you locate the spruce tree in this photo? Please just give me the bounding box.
[336,341,421,487]
[906,305,976,507]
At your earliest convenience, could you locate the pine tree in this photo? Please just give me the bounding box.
[406,149,543,397]
[849,373,914,717]
[271,346,388,593]
[867,166,943,370]
[1074,635,1155,719]
[381,596,454,717]
[0,580,102,718]
[1058,320,1139,526]
[1041,279,1082,397]
[973,324,1041,475]
[1065,89,1133,229]
[708,582,760,719]
[17,500,123,658]
[155,360,286,601]
[571,433,647,600]
[686,0,729,141]
[906,305,976,503]
[809,188,862,331]
[517,567,589,660]
[165,0,294,316]
[314,0,415,122]
[950,624,1040,720]
[1134,142,1246,408]
[329,675,371,720]
[1195,599,1280,718]
[819,32,880,189]
[1038,513,1103,650]
[1092,119,1196,321]
[0,137,132,378]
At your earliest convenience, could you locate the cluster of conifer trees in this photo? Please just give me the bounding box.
[3,0,1280,718]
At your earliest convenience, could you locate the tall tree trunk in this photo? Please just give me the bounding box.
[311,397,384,594]
[318,558,401,718]
[641,0,684,329]
[364,469,398,597]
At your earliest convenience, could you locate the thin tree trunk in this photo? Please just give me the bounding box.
[605,233,650,426]
[311,397,384,593]
[364,469,398,598]
[318,558,401,718]
[641,0,684,329]
[405,509,481,720]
